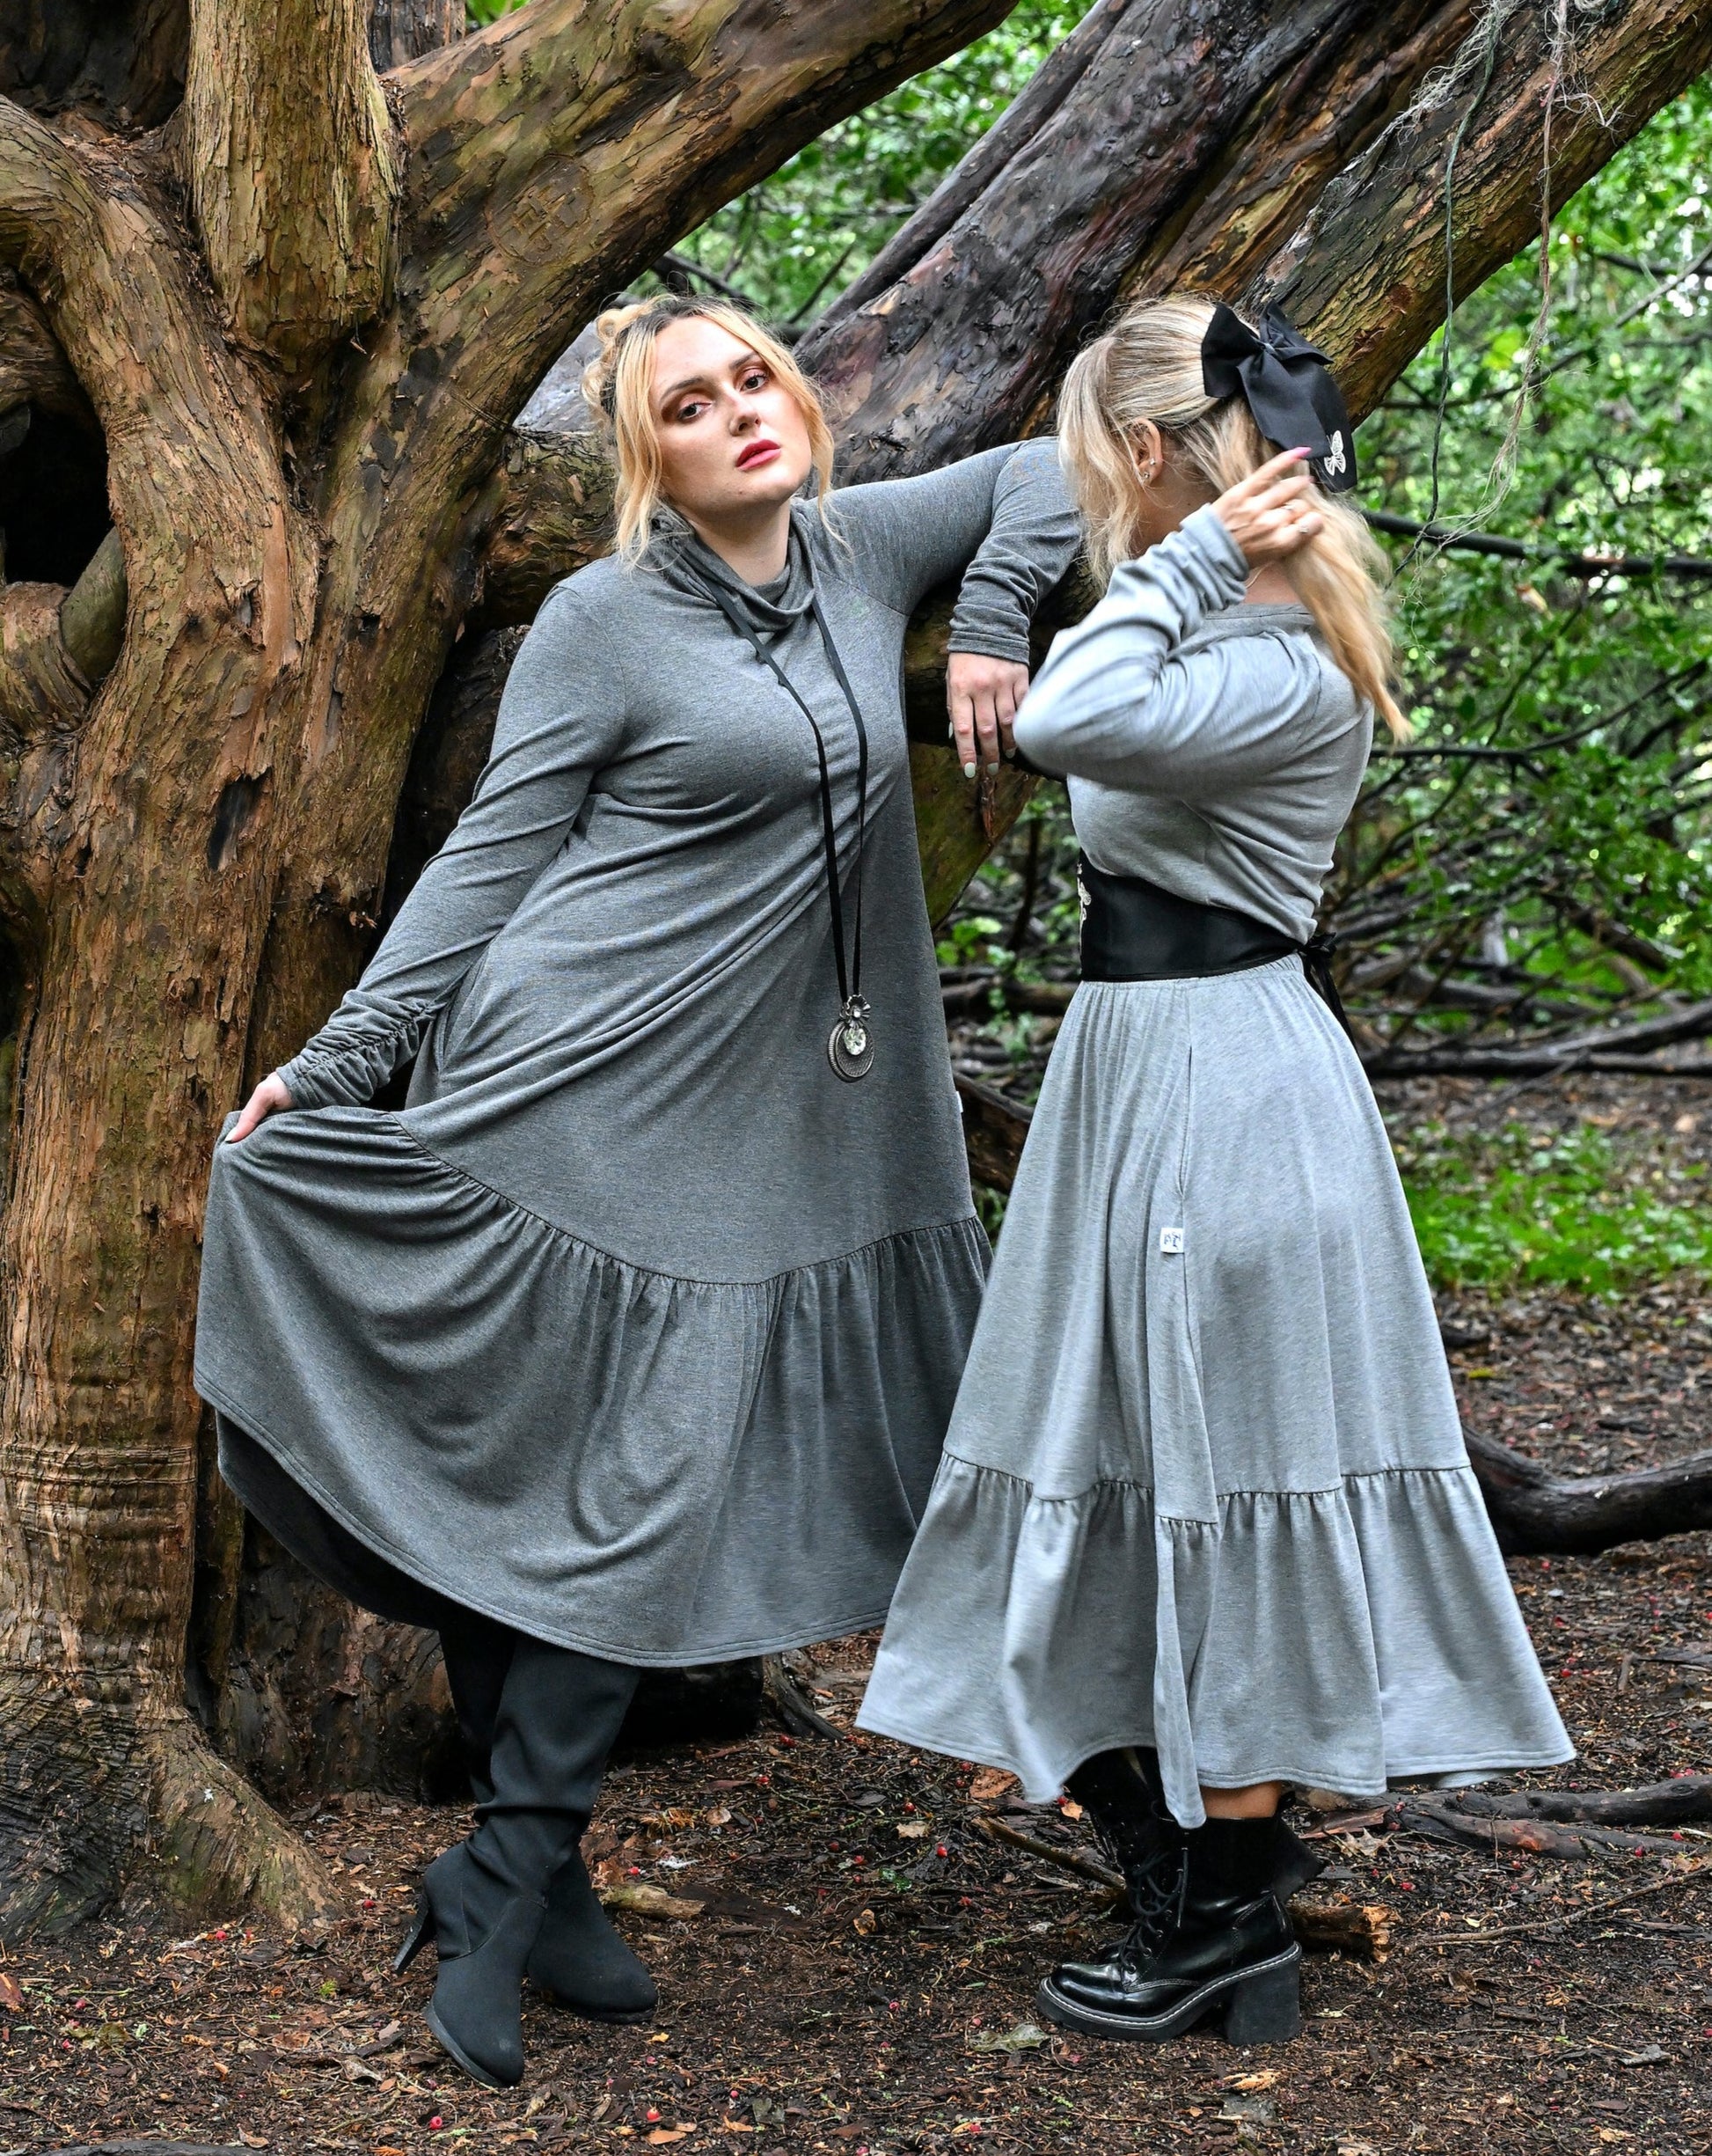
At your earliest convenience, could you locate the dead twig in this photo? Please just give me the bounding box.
[1408,1859,1712,1946]
[975,1814,1123,1893]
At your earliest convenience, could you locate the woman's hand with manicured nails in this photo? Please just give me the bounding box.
[948,650,1032,779]
[1211,447,1324,567]
[226,1071,293,1143]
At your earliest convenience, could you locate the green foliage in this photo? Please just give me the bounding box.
[1392,1118,1712,1296]
[1342,84,1712,1042]
[670,4,1086,324]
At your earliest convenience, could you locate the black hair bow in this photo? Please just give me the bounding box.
[1201,303,1357,495]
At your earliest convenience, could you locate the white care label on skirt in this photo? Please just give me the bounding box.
[1159,1226,1186,1255]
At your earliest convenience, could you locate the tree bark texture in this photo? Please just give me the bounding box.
[183,0,399,370]
[3,0,1710,1934]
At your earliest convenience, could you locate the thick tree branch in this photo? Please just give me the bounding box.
[1247,0,1712,421]
[184,0,399,370]
[794,0,1477,475]
[471,427,613,630]
[0,104,304,821]
[369,0,462,72]
[0,272,96,430]
[390,0,1023,449]
[55,527,127,686]
[0,581,91,737]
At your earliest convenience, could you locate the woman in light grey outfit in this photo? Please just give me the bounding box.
[197,294,1079,2086]
[860,297,1569,2046]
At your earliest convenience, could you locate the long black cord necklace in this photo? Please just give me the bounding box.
[691,572,874,1082]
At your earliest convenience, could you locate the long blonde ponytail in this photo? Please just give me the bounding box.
[1057,296,1408,740]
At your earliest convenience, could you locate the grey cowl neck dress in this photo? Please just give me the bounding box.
[195,444,1080,1666]
[860,507,1572,1820]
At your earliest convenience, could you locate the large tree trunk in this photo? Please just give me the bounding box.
[3,0,1710,1936]
[0,0,1035,1938]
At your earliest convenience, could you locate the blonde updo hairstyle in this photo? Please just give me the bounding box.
[582,293,837,566]
[1057,296,1408,739]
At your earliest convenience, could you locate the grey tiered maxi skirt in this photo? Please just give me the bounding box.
[859,955,1572,1825]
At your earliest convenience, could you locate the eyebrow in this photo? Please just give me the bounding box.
[655,349,768,406]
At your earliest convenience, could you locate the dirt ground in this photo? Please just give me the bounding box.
[5,1075,1712,2156]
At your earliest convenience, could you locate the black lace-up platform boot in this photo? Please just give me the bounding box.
[432,1623,658,2034]
[1068,1749,1322,1918]
[396,1640,648,2087]
[1066,1749,1182,1920]
[1038,1811,1302,2046]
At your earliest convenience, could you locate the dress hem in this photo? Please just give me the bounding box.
[201,1374,900,1668]
[851,1700,1574,1808]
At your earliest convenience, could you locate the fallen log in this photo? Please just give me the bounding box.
[1443,1777,1712,1828]
[1398,1804,1690,1859]
[1463,1426,1712,1557]
[955,1073,1035,1195]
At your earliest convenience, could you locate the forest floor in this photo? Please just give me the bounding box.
[5,1076,1712,2156]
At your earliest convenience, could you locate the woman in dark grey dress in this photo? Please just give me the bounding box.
[197,293,1078,2086]
[861,297,1569,2046]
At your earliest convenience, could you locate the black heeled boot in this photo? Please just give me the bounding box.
[435,1622,656,2025]
[1038,1811,1302,2045]
[398,1639,645,2086]
[1068,1749,1182,1919]
[396,1844,544,2089]
[1069,1749,1322,1916]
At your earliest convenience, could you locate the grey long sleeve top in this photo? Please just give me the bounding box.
[279,442,1077,1113]
[1013,505,1372,942]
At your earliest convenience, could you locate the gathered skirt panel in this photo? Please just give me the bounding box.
[197,1106,987,1664]
[858,960,1571,1817]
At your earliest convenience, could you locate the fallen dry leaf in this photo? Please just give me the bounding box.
[852,1908,876,1936]
[968,2020,1050,2053]
[896,1820,929,1839]
[967,1768,1017,1802]
[646,2128,698,2146]
[1232,2070,1280,2091]
[0,1972,21,2012]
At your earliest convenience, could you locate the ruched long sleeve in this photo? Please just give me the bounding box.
[276,590,628,1108]
[832,441,1082,663]
[1013,506,1332,799]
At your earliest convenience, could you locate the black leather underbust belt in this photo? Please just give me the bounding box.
[1077,854,1351,1038]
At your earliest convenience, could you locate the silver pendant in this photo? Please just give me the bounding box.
[828,996,874,1082]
